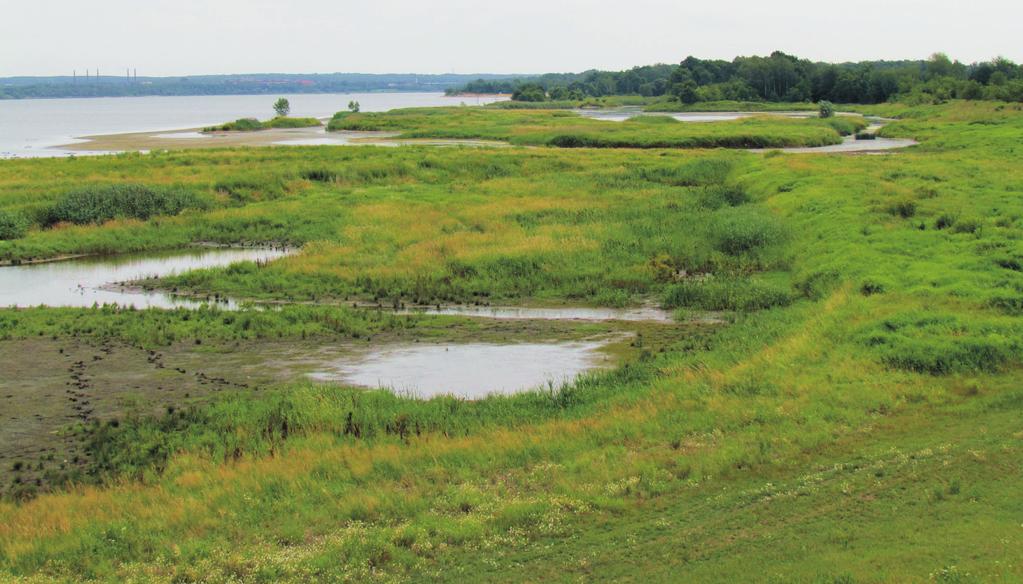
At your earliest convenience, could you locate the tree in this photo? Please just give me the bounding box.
[511,83,547,102]
[670,69,699,104]
[348,100,360,112]
[273,98,290,117]
[549,86,572,101]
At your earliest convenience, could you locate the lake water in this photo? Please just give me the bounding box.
[0,92,504,158]
[309,341,610,399]
[0,247,290,308]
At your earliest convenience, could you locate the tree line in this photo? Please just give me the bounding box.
[450,52,1023,104]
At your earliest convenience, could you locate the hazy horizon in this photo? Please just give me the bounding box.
[2,0,1021,78]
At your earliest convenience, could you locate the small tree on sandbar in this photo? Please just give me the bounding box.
[273,98,291,117]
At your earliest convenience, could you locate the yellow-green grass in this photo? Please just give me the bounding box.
[327,106,864,149]
[0,101,1022,581]
[0,148,789,307]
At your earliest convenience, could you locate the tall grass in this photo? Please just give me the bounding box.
[43,184,211,226]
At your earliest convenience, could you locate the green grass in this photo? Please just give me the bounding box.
[203,116,322,132]
[0,149,790,307]
[0,100,1022,582]
[327,106,864,149]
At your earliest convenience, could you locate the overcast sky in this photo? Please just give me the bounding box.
[2,0,1020,77]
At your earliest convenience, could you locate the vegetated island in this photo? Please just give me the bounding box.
[202,97,322,132]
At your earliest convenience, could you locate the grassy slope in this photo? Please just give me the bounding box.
[0,101,1022,582]
[326,107,862,149]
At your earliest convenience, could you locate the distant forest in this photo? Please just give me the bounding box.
[0,73,521,100]
[450,52,1023,104]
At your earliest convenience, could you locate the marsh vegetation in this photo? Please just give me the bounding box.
[0,100,1021,582]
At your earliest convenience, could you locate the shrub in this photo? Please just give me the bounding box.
[824,117,862,135]
[860,279,889,296]
[696,185,750,209]
[887,200,917,219]
[951,217,982,234]
[663,277,792,311]
[795,269,842,300]
[638,159,734,187]
[224,118,263,131]
[710,208,787,255]
[934,213,957,229]
[818,101,835,118]
[45,184,209,226]
[264,117,321,129]
[0,209,29,240]
[301,169,339,183]
[865,313,1019,375]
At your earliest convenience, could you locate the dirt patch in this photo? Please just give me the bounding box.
[0,316,714,498]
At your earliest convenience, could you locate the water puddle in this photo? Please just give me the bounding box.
[387,304,674,323]
[574,109,811,123]
[0,247,290,308]
[752,134,917,154]
[308,340,611,398]
[669,112,752,122]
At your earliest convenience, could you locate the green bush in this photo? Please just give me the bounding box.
[695,185,751,209]
[264,117,322,129]
[887,200,917,219]
[865,313,1020,374]
[0,209,29,240]
[951,217,982,234]
[663,277,792,311]
[44,184,210,226]
[710,208,787,255]
[210,118,264,132]
[818,101,835,118]
[795,269,842,300]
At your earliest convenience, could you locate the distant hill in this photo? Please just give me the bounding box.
[0,73,528,99]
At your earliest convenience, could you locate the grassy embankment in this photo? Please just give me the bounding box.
[327,106,865,149]
[203,117,322,132]
[0,101,1021,581]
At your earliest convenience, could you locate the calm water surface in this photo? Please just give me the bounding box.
[309,341,610,399]
[0,248,289,308]
[393,304,673,322]
[0,92,504,158]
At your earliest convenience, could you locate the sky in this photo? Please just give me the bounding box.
[2,0,1021,77]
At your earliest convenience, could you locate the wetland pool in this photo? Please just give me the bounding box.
[0,247,697,404]
[308,340,613,399]
[0,247,290,308]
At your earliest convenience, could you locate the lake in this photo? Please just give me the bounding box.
[0,92,505,158]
